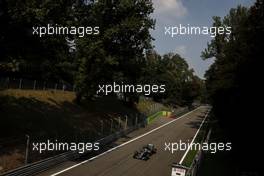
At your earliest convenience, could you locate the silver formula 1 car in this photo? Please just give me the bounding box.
[133,144,157,160]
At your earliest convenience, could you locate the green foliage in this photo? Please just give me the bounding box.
[0,0,77,81]
[75,0,155,101]
[1,0,202,106]
[202,0,263,171]
[202,5,250,101]
[142,50,203,106]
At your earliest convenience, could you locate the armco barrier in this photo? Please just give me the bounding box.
[147,111,163,124]
[1,151,79,176]
[146,111,171,124]
[147,107,189,124]
[1,122,145,176]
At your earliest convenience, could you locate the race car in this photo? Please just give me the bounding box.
[133,144,157,160]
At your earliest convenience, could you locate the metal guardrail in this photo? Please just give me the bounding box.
[1,151,78,176]
[1,122,146,176]
[186,129,212,176]
[1,107,194,176]
[186,109,212,176]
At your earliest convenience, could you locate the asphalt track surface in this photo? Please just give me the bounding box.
[39,106,209,176]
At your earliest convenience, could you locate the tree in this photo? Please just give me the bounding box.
[75,0,155,102]
[0,0,77,82]
[142,50,203,106]
[202,0,263,172]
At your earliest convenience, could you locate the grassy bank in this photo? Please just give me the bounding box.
[181,114,210,167]
[0,89,137,140]
[0,89,169,172]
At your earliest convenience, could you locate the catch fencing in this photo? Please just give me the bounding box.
[0,77,75,92]
[1,107,192,176]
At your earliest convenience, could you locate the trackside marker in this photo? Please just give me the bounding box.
[50,106,203,176]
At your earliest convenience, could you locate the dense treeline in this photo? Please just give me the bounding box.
[0,0,77,82]
[0,0,203,106]
[143,50,203,106]
[202,0,263,173]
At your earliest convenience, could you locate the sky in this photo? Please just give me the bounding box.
[151,0,254,78]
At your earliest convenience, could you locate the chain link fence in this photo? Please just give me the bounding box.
[1,105,195,176]
[0,107,149,173]
[0,77,75,92]
[0,76,184,174]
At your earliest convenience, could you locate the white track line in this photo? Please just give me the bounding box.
[179,108,211,164]
[50,106,202,176]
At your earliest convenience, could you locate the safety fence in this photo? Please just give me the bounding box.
[0,77,75,92]
[0,110,147,174]
[0,107,193,176]
[0,116,146,176]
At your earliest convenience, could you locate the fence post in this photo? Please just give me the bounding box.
[33,80,36,90]
[124,115,128,130]
[110,119,113,133]
[43,82,46,90]
[19,78,22,89]
[55,84,57,91]
[118,117,121,130]
[100,120,104,135]
[6,77,10,88]
[135,114,138,127]
[25,135,30,165]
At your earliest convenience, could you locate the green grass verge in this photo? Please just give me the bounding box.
[182,148,198,167]
[182,117,210,167]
